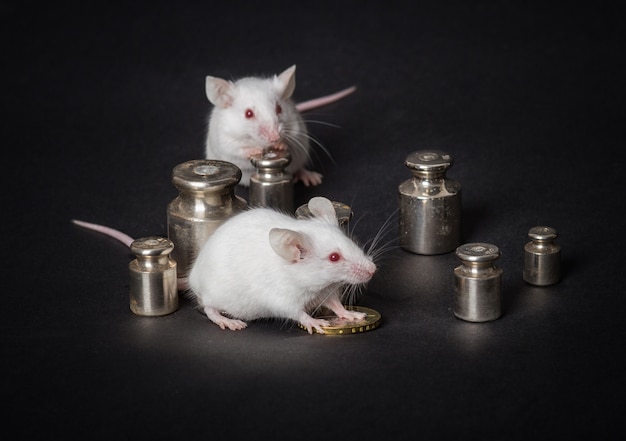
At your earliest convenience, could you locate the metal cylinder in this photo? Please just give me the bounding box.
[167,159,247,283]
[249,148,294,212]
[524,226,561,286]
[295,200,353,229]
[129,236,178,316]
[453,242,503,322]
[399,150,461,255]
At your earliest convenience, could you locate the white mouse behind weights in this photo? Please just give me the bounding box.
[187,196,376,334]
[204,65,356,187]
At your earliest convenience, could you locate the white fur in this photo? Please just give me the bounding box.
[205,65,356,187]
[187,197,376,333]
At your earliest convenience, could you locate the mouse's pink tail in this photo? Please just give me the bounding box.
[71,219,135,248]
[72,220,189,291]
[295,86,357,113]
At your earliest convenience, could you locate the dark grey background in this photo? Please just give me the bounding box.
[3,1,624,439]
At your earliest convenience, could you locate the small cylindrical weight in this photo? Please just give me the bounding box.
[295,200,353,229]
[249,148,294,212]
[399,150,461,255]
[129,236,178,316]
[167,160,246,283]
[523,226,561,286]
[453,242,503,322]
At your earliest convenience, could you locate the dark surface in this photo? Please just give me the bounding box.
[3,2,625,439]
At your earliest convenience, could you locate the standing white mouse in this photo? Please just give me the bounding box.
[187,196,376,334]
[204,65,356,187]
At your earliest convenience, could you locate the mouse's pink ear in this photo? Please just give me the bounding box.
[205,76,235,108]
[269,228,309,262]
[275,65,296,100]
[307,197,338,226]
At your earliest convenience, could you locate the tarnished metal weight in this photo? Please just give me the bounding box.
[523,226,561,286]
[129,236,178,316]
[399,150,461,255]
[454,242,503,322]
[167,160,246,283]
[249,148,294,212]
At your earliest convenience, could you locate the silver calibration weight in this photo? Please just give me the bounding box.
[129,236,178,316]
[249,148,294,212]
[167,160,246,284]
[399,150,461,255]
[453,242,503,323]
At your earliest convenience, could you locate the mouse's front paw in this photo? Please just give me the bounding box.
[271,140,288,151]
[338,309,367,321]
[244,147,264,158]
[298,313,330,334]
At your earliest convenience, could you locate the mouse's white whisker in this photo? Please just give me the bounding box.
[295,131,334,165]
[343,283,368,308]
[283,131,312,162]
[347,210,368,242]
[299,119,341,129]
[306,133,334,165]
[282,123,333,164]
[369,241,401,263]
[345,208,399,264]
[366,208,399,257]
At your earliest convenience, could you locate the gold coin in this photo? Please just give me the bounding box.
[299,306,381,335]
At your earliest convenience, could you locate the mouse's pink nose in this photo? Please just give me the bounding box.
[353,261,376,282]
[260,125,281,143]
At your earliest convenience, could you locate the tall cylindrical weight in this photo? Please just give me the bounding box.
[399,150,461,255]
[129,236,178,316]
[249,148,294,212]
[453,242,503,322]
[167,160,246,284]
[523,226,561,286]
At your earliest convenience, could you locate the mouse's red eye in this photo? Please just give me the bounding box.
[275,103,282,115]
[328,252,341,262]
[245,109,254,119]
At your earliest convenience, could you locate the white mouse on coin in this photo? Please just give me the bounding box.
[188,196,376,333]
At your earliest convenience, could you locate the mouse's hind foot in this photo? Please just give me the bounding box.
[298,311,330,334]
[204,306,247,331]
